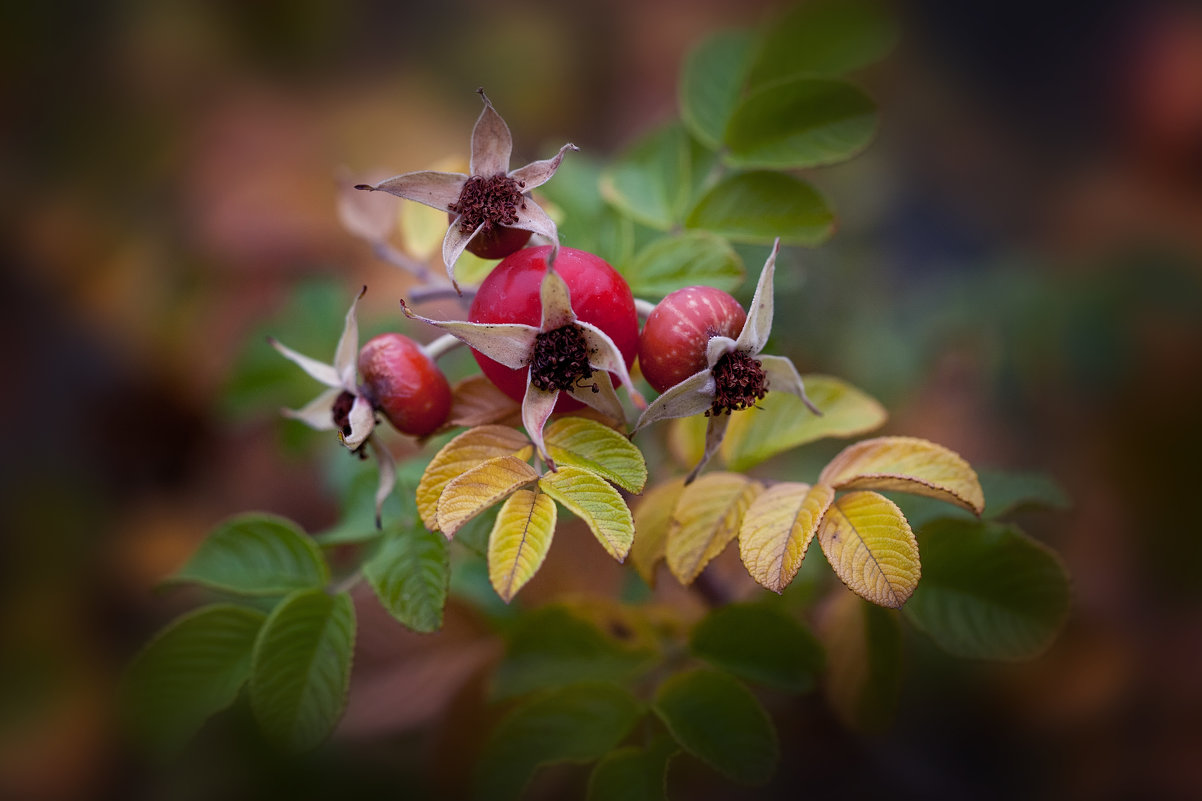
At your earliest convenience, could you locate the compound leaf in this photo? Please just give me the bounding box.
[544,417,648,493]
[653,669,778,786]
[666,473,762,584]
[363,525,449,633]
[417,425,533,530]
[437,454,539,538]
[249,589,355,752]
[169,513,328,596]
[124,605,265,751]
[487,488,558,603]
[905,519,1070,660]
[819,436,985,514]
[818,491,920,608]
[475,683,643,801]
[539,466,635,562]
[738,482,835,593]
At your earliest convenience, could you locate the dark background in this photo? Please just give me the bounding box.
[3,0,1202,798]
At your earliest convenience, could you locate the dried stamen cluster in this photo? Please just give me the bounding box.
[448,174,527,235]
[708,351,767,415]
[530,324,594,393]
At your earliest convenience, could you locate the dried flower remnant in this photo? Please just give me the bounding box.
[268,287,397,523]
[356,89,578,291]
[632,239,821,482]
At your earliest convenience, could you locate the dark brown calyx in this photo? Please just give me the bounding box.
[708,350,767,415]
[331,390,357,436]
[448,173,526,234]
[530,324,595,393]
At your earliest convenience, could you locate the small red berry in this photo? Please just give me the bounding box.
[638,286,747,393]
[469,246,639,410]
[358,333,452,437]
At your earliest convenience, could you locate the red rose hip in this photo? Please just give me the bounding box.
[468,246,639,410]
[358,333,452,437]
[638,286,747,393]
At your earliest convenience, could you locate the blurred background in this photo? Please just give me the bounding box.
[3,0,1202,798]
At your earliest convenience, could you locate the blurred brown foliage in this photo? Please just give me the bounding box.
[3,0,1202,799]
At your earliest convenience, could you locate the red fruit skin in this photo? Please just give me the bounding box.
[468,246,639,411]
[638,286,747,394]
[357,333,452,437]
[446,213,533,260]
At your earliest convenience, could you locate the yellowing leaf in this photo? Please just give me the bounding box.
[539,466,635,562]
[817,491,920,608]
[666,473,763,584]
[819,436,984,515]
[443,375,521,430]
[631,478,687,586]
[437,455,539,538]
[417,425,533,529]
[488,489,558,602]
[544,417,648,494]
[668,375,886,471]
[738,482,835,593]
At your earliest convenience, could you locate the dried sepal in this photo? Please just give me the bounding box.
[688,413,731,484]
[521,380,560,468]
[633,369,716,433]
[734,238,779,354]
[401,300,537,369]
[759,354,821,415]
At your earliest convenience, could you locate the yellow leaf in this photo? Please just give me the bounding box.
[818,436,984,515]
[488,488,557,602]
[666,473,763,585]
[631,478,687,586]
[417,425,533,530]
[443,375,521,431]
[397,155,467,260]
[817,491,920,608]
[437,455,539,538]
[398,195,450,261]
[544,417,648,493]
[667,375,887,471]
[538,466,635,562]
[738,482,835,593]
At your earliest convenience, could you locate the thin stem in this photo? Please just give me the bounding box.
[422,333,464,361]
[372,241,433,283]
[330,568,363,595]
[409,284,477,306]
[634,298,657,319]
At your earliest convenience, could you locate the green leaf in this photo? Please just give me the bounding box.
[895,469,1071,528]
[722,374,887,470]
[748,0,899,85]
[544,417,648,493]
[474,682,643,801]
[314,468,414,547]
[654,669,778,786]
[124,605,265,751]
[169,513,329,596]
[685,171,833,246]
[537,155,636,266]
[679,29,757,150]
[905,519,1071,660]
[725,78,877,169]
[621,231,744,298]
[820,591,902,731]
[249,589,356,751]
[538,466,636,562]
[587,737,679,801]
[601,124,707,231]
[492,605,656,700]
[363,525,450,633]
[689,604,823,692]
